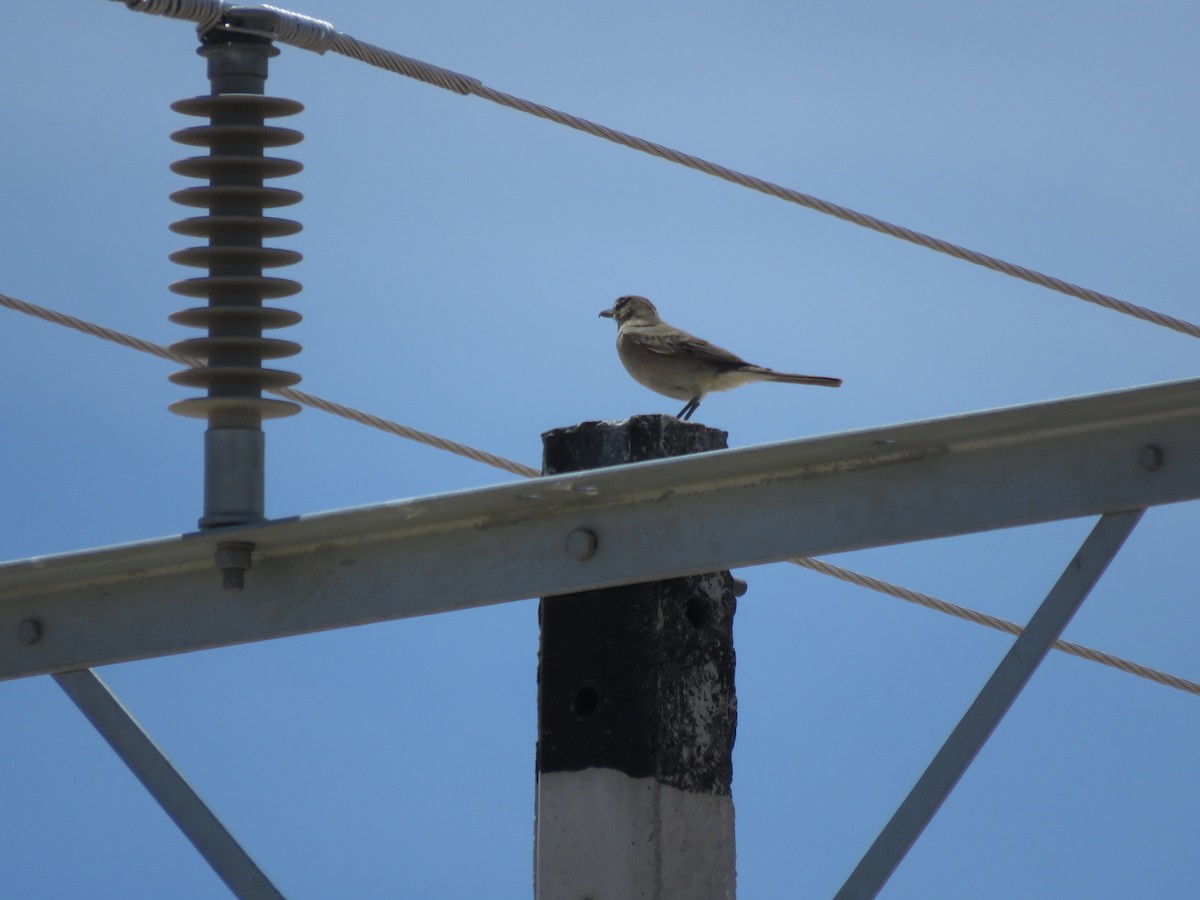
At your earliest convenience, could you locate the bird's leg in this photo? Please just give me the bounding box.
[678,397,701,421]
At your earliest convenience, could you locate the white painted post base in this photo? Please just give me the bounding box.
[535,767,735,900]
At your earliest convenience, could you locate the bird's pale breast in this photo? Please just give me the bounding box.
[615,331,700,400]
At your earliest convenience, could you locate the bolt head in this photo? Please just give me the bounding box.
[215,542,254,591]
[566,528,598,561]
[1138,445,1164,472]
[17,619,42,645]
[215,541,254,570]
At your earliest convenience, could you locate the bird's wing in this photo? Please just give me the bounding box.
[627,327,750,370]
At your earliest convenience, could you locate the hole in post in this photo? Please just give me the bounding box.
[686,596,711,629]
[573,684,599,717]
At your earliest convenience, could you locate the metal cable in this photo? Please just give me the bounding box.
[121,0,226,32]
[791,556,1200,697]
[270,385,539,478]
[111,0,1200,341]
[0,292,538,479]
[464,84,1200,339]
[3,288,1196,696]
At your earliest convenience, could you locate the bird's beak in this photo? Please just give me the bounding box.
[599,308,615,319]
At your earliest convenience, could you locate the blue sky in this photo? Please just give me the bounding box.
[3,1,1199,897]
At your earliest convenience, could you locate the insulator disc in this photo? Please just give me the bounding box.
[170,215,302,239]
[169,365,302,390]
[169,395,302,420]
[169,275,302,299]
[170,335,302,361]
[171,123,304,148]
[170,155,303,179]
[169,185,302,210]
[169,306,302,329]
[171,94,304,119]
[169,246,303,270]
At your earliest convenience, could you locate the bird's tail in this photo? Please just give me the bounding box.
[750,367,843,388]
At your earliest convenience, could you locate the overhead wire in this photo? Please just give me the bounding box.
[792,556,1200,697]
[110,0,1200,341]
[0,292,538,479]
[3,290,1196,699]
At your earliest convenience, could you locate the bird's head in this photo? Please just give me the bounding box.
[599,295,661,326]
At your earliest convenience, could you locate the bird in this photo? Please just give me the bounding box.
[599,295,842,421]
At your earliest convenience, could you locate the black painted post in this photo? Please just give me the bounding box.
[534,415,738,900]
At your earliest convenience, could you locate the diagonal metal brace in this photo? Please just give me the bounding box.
[54,669,285,900]
[834,509,1144,900]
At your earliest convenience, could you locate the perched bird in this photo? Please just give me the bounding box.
[600,295,842,420]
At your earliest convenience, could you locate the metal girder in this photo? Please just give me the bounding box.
[54,669,285,900]
[833,509,1143,900]
[2,378,1199,680]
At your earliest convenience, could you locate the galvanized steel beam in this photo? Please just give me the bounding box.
[54,669,285,899]
[3,378,1199,681]
[833,509,1143,900]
